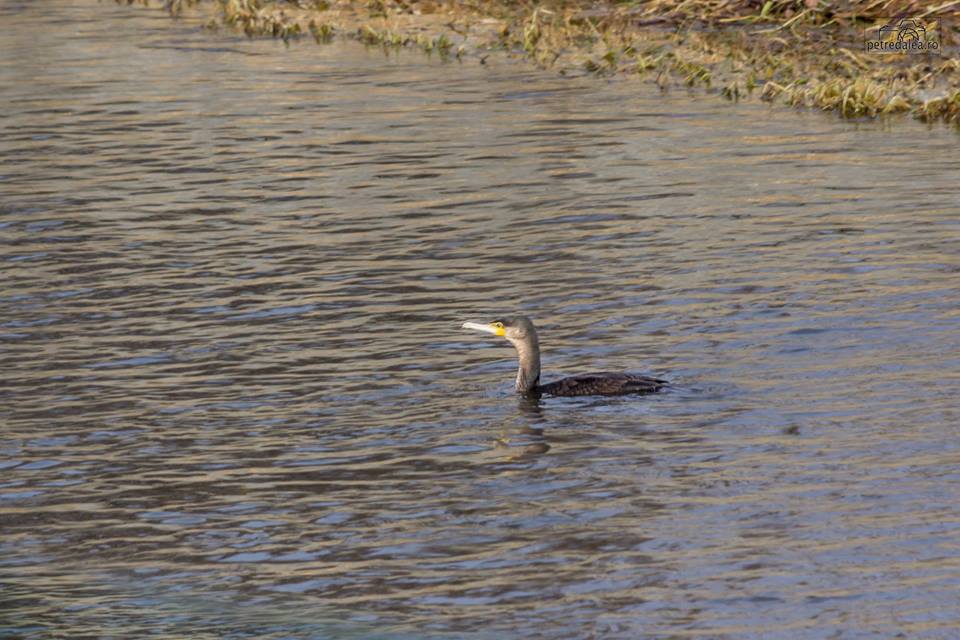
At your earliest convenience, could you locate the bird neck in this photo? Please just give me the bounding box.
[512,335,541,393]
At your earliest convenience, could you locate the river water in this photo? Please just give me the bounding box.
[2,1,959,638]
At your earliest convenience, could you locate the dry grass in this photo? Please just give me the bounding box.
[128,0,960,124]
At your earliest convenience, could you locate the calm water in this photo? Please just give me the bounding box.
[2,1,959,638]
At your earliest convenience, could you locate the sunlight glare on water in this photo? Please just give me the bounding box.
[1,1,959,638]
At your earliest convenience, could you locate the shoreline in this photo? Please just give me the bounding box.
[156,1,959,125]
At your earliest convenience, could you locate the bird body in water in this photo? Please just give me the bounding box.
[461,316,667,397]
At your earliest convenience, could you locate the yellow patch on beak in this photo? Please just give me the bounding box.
[462,321,507,338]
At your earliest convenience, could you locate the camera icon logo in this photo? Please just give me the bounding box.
[865,16,940,54]
[879,18,927,45]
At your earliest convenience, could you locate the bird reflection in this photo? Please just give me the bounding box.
[493,394,551,459]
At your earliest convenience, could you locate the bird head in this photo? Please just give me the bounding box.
[461,316,537,347]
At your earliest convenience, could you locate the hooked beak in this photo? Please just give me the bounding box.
[462,321,506,337]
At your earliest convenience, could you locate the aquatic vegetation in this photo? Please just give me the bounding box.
[308,19,335,43]
[133,0,960,125]
[916,89,960,122]
[358,24,406,48]
[762,76,916,118]
[211,0,304,43]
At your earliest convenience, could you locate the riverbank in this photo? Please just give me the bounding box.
[156,1,960,124]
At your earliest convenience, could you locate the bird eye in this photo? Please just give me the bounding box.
[493,322,504,329]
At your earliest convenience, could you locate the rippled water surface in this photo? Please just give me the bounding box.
[3,1,960,637]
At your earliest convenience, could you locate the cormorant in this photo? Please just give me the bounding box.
[461,316,667,397]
